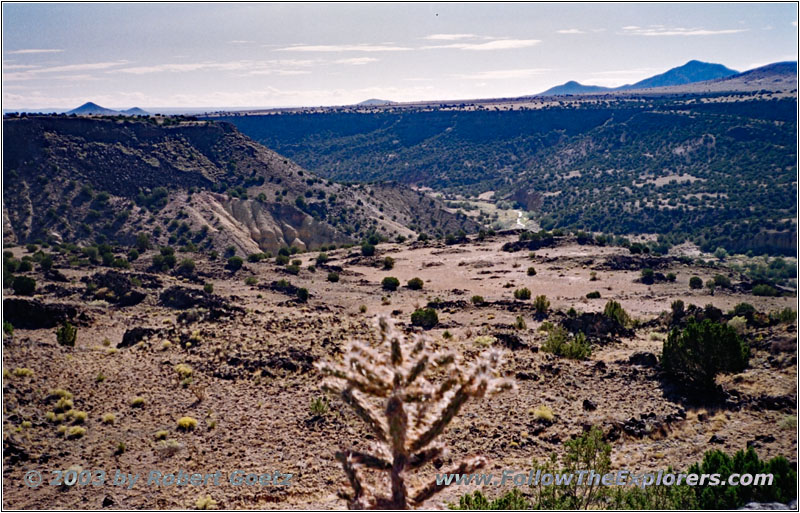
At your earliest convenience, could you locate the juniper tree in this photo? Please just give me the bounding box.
[317,316,513,509]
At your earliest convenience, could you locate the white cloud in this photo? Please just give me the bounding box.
[228,40,253,44]
[112,59,314,75]
[424,39,541,51]
[621,26,747,36]
[332,57,379,65]
[276,44,411,52]
[454,68,549,80]
[4,61,130,81]
[422,33,477,41]
[6,48,63,55]
[557,29,585,34]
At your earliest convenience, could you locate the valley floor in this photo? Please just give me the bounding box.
[2,233,796,509]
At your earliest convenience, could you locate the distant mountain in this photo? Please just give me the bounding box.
[66,102,121,116]
[618,60,738,90]
[625,61,797,94]
[66,102,150,116]
[539,81,612,96]
[357,99,394,106]
[537,60,740,96]
[122,107,150,116]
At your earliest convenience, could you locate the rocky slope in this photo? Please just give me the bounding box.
[2,115,477,252]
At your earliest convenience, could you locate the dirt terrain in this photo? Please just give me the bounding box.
[2,232,796,509]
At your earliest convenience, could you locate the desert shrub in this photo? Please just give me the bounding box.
[471,295,485,305]
[17,259,33,272]
[285,264,300,275]
[297,288,309,302]
[407,277,424,290]
[177,258,195,275]
[66,426,86,439]
[310,396,328,416]
[130,397,145,408]
[541,326,591,360]
[3,321,13,336]
[70,410,88,424]
[661,318,749,392]
[244,277,257,286]
[226,256,243,272]
[361,243,375,257]
[292,259,302,266]
[275,254,290,265]
[135,232,150,252]
[382,256,395,270]
[411,308,438,329]
[753,284,779,297]
[127,249,139,261]
[514,315,527,330]
[713,274,732,288]
[12,276,36,296]
[586,291,601,299]
[177,416,198,430]
[203,282,213,293]
[381,276,400,291]
[666,272,677,282]
[531,405,554,422]
[155,430,169,440]
[12,368,34,378]
[732,302,756,319]
[174,363,193,379]
[453,489,531,510]
[316,252,329,265]
[327,272,340,283]
[689,276,703,289]
[56,321,77,347]
[195,495,218,510]
[513,288,531,300]
[533,295,550,314]
[359,304,367,313]
[770,307,796,324]
[671,299,685,319]
[603,300,630,327]
[727,316,747,335]
[688,447,797,509]
[641,268,655,283]
[527,267,536,276]
[102,413,115,425]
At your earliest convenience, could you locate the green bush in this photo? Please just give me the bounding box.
[541,326,591,360]
[297,288,309,302]
[12,276,36,296]
[381,276,400,291]
[470,295,485,305]
[732,302,756,319]
[513,287,531,300]
[753,284,779,296]
[603,300,630,327]
[641,268,655,283]
[203,283,214,293]
[382,256,395,270]
[527,266,536,276]
[533,295,550,314]
[586,291,601,299]
[689,276,703,289]
[713,274,732,288]
[411,308,438,329]
[327,272,340,283]
[361,243,375,257]
[275,254,290,265]
[661,318,749,392]
[56,321,77,347]
[407,277,424,290]
[689,447,797,509]
[177,259,195,275]
[315,252,329,265]
[226,256,244,272]
[452,490,531,510]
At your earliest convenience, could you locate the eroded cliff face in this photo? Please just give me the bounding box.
[180,192,351,254]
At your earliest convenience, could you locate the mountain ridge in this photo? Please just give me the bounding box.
[538,59,744,96]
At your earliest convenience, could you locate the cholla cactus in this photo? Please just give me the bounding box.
[316,316,513,509]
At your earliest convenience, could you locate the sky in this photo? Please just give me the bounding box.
[2,2,798,110]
